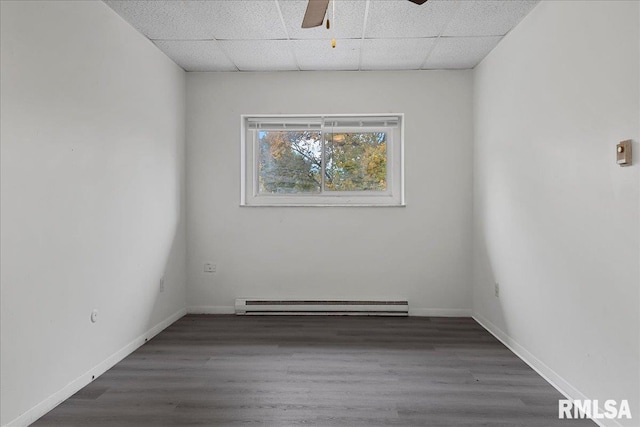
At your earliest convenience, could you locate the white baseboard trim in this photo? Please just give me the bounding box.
[187,305,235,314]
[473,313,621,427]
[5,308,187,427]
[187,306,472,317]
[410,308,472,317]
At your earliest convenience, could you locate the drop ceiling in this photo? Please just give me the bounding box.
[104,0,539,72]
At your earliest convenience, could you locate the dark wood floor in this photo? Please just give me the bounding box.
[34,315,594,426]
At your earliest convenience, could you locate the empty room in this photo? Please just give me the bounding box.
[1,0,638,426]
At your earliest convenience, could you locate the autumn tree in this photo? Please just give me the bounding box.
[258,130,386,194]
[325,132,387,191]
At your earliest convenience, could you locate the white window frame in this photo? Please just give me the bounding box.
[241,114,404,207]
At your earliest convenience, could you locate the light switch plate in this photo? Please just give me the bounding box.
[617,140,632,166]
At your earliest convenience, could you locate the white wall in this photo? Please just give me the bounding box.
[0,1,186,425]
[6,0,635,425]
[473,1,639,425]
[186,71,473,315]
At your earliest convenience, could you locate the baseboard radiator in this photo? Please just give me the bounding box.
[235,299,409,316]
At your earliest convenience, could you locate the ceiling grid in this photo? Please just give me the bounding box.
[418,0,463,70]
[104,0,539,72]
[357,0,372,71]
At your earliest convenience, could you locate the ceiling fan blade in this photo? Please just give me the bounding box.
[407,0,428,4]
[302,0,330,28]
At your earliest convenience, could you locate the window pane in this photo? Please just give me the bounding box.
[258,131,322,194]
[325,132,387,191]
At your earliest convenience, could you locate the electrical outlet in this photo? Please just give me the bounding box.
[204,263,216,273]
[159,277,165,292]
[494,282,500,297]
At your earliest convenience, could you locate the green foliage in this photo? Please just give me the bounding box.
[259,131,321,193]
[258,130,386,194]
[325,132,387,191]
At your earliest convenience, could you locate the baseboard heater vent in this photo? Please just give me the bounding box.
[235,299,409,316]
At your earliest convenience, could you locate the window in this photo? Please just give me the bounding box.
[241,114,404,206]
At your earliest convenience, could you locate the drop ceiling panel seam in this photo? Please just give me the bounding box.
[358,0,371,71]
[419,0,465,69]
[218,41,240,72]
[202,34,240,72]
[275,0,301,71]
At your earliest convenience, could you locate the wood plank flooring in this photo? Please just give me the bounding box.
[33,315,594,426]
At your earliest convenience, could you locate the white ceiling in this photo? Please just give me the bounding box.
[104,0,539,72]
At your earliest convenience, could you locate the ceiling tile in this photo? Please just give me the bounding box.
[365,0,461,39]
[423,36,501,69]
[153,40,237,72]
[104,0,287,41]
[104,0,540,72]
[104,1,219,40]
[293,39,361,71]
[213,0,287,40]
[279,0,365,40]
[443,1,539,37]
[218,40,298,71]
[361,38,435,71]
